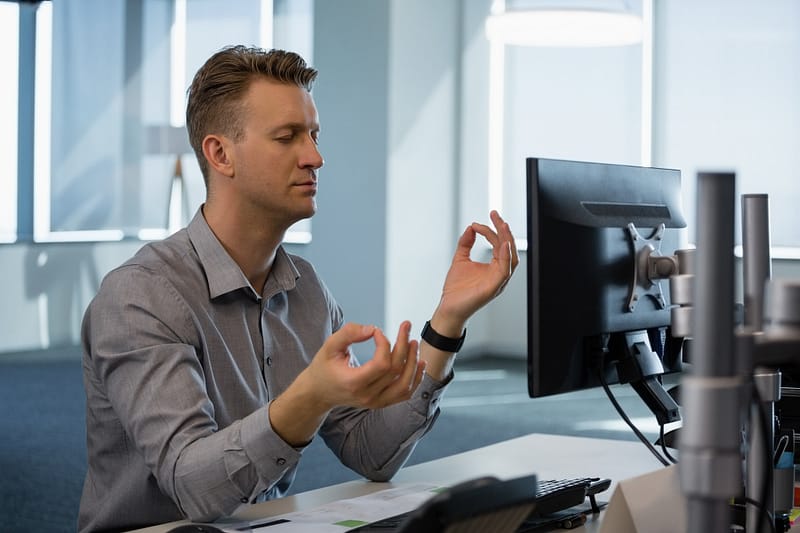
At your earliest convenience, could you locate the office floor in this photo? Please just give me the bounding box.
[0,350,676,532]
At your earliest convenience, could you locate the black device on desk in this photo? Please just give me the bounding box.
[347,474,611,533]
[518,477,611,532]
[349,474,537,533]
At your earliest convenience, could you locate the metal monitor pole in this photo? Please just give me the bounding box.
[742,194,772,330]
[742,194,778,533]
[680,172,743,533]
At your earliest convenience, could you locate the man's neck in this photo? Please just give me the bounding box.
[201,202,286,294]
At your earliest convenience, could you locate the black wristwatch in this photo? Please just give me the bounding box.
[421,320,466,353]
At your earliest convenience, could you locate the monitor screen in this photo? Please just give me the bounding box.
[526,158,688,417]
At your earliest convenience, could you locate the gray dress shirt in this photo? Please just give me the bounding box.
[78,210,448,532]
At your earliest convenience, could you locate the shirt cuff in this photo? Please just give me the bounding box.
[409,370,453,419]
[239,406,304,498]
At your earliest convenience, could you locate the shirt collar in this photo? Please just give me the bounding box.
[186,207,301,300]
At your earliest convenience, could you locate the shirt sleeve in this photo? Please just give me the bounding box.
[85,266,302,522]
[319,369,453,481]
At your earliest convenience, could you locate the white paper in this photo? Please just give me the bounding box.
[234,483,442,532]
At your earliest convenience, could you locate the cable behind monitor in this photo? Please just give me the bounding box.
[597,349,670,467]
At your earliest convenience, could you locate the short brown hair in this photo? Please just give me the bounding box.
[186,45,318,182]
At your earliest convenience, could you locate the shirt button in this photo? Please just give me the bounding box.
[240,497,248,503]
[421,392,431,400]
[266,357,273,366]
[276,457,286,466]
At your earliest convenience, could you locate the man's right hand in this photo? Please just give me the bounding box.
[307,321,426,410]
[268,321,425,447]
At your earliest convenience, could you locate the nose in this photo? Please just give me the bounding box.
[299,137,324,170]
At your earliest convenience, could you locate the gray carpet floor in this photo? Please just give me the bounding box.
[0,349,674,532]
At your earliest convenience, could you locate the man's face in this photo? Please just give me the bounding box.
[228,77,323,226]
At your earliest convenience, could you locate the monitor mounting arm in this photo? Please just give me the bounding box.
[626,223,679,313]
[615,330,682,426]
[613,223,684,427]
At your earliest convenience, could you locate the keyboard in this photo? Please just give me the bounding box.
[517,477,611,531]
[346,476,611,532]
[530,477,609,516]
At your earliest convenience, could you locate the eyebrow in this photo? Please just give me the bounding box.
[268,122,320,135]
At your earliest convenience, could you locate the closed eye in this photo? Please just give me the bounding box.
[272,125,319,144]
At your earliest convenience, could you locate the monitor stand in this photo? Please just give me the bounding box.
[614,330,681,426]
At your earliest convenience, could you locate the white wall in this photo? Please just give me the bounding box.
[655,0,800,249]
[304,0,390,334]
[384,0,461,340]
[0,240,142,352]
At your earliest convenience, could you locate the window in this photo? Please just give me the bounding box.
[8,0,314,244]
[656,0,800,255]
[484,0,800,256]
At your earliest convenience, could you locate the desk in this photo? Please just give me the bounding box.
[131,433,666,532]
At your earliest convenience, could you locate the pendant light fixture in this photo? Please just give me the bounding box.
[485,0,643,47]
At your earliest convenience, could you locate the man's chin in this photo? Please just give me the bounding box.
[289,205,316,224]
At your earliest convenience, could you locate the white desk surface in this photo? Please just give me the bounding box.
[131,433,667,532]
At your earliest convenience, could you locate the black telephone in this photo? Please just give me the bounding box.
[394,473,538,533]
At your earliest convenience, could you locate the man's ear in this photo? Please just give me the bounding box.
[202,134,235,178]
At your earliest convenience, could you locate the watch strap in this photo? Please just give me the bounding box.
[421,320,466,353]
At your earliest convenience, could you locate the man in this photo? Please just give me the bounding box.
[79,45,518,532]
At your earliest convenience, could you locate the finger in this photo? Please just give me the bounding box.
[373,340,422,406]
[454,225,477,260]
[490,210,513,243]
[489,243,514,298]
[474,214,518,274]
[470,222,499,249]
[361,322,418,390]
[366,324,416,393]
[332,329,398,408]
[365,326,393,379]
[396,355,426,402]
[491,211,519,269]
[408,347,426,392]
[471,222,509,273]
[367,325,411,390]
[391,321,412,372]
[396,339,419,391]
[489,209,507,229]
[499,240,513,277]
[509,236,520,270]
[323,322,376,358]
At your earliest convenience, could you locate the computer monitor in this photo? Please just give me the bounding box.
[526,157,688,425]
